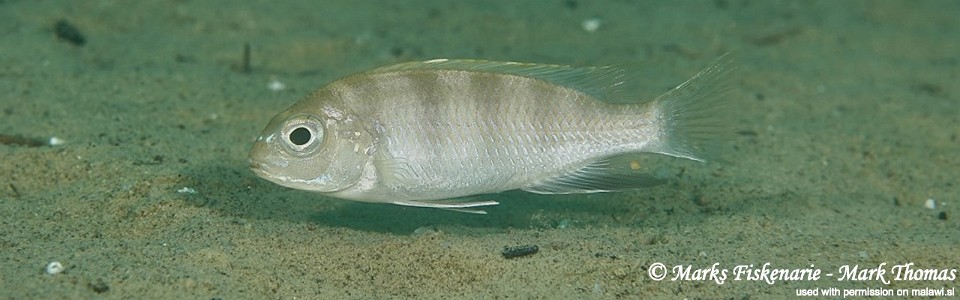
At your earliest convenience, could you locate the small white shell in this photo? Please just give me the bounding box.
[45,261,64,275]
[177,187,198,194]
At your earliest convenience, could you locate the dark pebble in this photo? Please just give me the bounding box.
[54,19,85,46]
[502,244,538,259]
[88,279,109,293]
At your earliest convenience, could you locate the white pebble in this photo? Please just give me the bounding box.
[177,187,197,194]
[924,198,936,209]
[268,79,286,91]
[411,226,439,237]
[48,136,65,146]
[581,18,602,33]
[592,282,604,294]
[45,261,64,275]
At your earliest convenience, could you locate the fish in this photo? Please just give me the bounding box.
[249,56,732,214]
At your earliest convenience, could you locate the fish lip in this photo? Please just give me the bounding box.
[247,160,350,193]
[249,161,271,177]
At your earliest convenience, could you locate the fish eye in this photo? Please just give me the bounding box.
[280,115,324,155]
[289,127,312,146]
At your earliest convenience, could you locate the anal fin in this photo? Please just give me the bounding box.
[521,159,666,194]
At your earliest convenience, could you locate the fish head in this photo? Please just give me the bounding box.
[248,103,373,193]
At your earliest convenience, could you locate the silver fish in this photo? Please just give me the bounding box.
[249,56,731,213]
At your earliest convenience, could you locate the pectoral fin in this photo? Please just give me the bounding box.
[376,157,418,185]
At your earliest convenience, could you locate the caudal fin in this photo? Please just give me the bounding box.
[647,54,734,162]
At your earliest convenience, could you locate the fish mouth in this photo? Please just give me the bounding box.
[249,161,272,178]
[249,161,290,188]
[248,160,345,193]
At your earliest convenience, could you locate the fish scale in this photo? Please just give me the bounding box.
[372,72,637,196]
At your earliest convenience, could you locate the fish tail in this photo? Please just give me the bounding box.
[645,54,734,162]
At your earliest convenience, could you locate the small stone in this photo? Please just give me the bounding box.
[924,198,936,209]
[411,226,440,237]
[48,137,65,146]
[581,18,602,33]
[501,245,538,259]
[268,79,286,91]
[89,279,109,293]
[54,20,85,46]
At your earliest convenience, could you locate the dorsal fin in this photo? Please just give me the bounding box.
[370,59,633,103]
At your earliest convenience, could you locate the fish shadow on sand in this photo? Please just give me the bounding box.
[178,163,696,234]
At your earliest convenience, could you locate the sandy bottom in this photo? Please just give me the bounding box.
[1,0,957,298]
